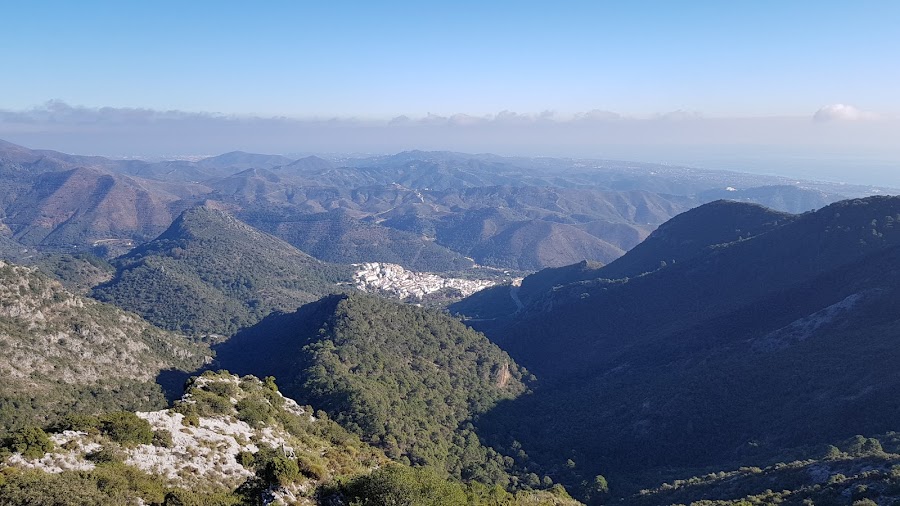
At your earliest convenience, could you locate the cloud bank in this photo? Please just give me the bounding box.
[813,104,879,122]
[1,101,899,186]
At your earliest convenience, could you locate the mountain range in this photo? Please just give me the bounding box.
[2,137,900,504]
[1,139,889,273]
[452,195,900,495]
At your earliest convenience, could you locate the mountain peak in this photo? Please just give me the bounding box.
[155,205,250,241]
[280,155,334,172]
[197,151,293,171]
[598,199,794,279]
[93,207,349,335]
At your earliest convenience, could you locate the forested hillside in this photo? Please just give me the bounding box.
[93,206,350,337]
[214,294,542,488]
[630,432,900,505]
[0,371,580,505]
[455,196,900,496]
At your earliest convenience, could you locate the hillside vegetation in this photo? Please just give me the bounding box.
[458,196,900,496]
[0,372,582,506]
[0,260,205,433]
[93,206,350,337]
[0,372,386,504]
[215,293,540,487]
[632,432,900,505]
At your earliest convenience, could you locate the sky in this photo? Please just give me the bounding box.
[1,1,899,185]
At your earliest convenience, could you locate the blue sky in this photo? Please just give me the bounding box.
[1,1,899,186]
[3,1,898,118]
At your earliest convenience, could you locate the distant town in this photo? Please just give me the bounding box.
[352,262,503,300]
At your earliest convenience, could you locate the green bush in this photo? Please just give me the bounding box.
[202,380,237,399]
[162,488,245,506]
[263,455,300,487]
[86,445,125,464]
[190,389,233,416]
[152,429,173,448]
[339,465,468,506]
[99,412,154,446]
[0,463,247,505]
[261,386,284,408]
[53,414,101,434]
[297,452,328,480]
[235,397,274,426]
[236,450,255,469]
[247,445,302,487]
[182,412,200,427]
[173,403,201,427]
[6,426,54,459]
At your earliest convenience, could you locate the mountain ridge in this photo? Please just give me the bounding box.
[0,259,205,432]
[213,293,536,485]
[92,205,350,336]
[454,196,900,494]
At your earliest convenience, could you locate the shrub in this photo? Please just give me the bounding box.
[152,429,174,448]
[163,488,244,505]
[236,450,255,469]
[248,445,301,487]
[6,426,54,459]
[190,390,233,416]
[99,412,154,446]
[86,445,125,464]
[182,413,200,427]
[0,466,168,505]
[261,386,284,408]
[339,465,468,506]
[203,381,238,399]
[173,403,201,427]
[297,452,328,480]
[235,397,274,426]
[53,414,101,434]
[263,455,300,487]
[91,462,167,502]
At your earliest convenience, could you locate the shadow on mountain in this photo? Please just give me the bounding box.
[466,197,900,494]
[155,368,195,403]
[211,296,344,383]
[150,296,346,406]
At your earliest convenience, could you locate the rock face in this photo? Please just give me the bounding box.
[0,259,205,430]
[3,372,386,503]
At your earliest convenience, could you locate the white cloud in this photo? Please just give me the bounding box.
[656,110,704,121]
[447,113,486,126]
[813,104,878,122]
[573,109,621,121]
[1,101,899,167]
